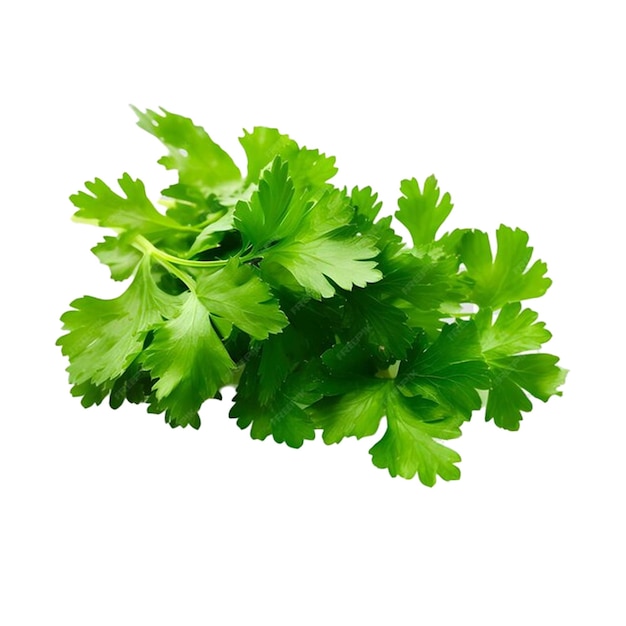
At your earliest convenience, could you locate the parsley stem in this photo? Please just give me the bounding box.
[376,360,401,379]
[132,234,228,268]
[195,207,231,230]
[239,252,262,263]
[158,258,197,291]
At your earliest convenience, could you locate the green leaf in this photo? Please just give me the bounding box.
[398,322,490,418]
[461,225,552,308]
[238,126,337,189]
[195,259,288,340]
[231,393,316,448]
[320,341,382,382]
[284,146,337,190]
[70,381,110,408]
[364,216,406,262]
[475,303,552,359]
[187,207,235,257]
[475,303,566,430]
[264,234,382,299]
[375,248,465,315]
[500,354,567,401]
[91,233,143,281]
[485,354,567,431]
[141,293,235,428]
[255,322,326,404]
[239,127,297,184]
[237,165,378,299]
[234,157,305,249]
[132,106,241,192]
[71,174,187,234]
[309,381,389,444]
[57,259,180,391]
[295,187,354,240]
[484,376,532,431]
[369,391,463,486]
[232,357,324,447]
[250,299,339,404]
[256,336,294,405]
[161,192,214,227]
[395,176,454,247]
[109,357,154,409]
[342,288,416,359]
[350,186,383,224]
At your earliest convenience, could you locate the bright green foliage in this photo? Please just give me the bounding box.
[91,233,143,281]
[58,107,567,485]
[142,293,235,428]
[309,378,464,486]
[398,322,491,419]
[58,259,179,389]
[235,158,381,298]
[70,173,186,234]
[475,303,552,358]
[350,186,383,224]
[132,106,241,192]
[239,126,337,189]
[231,393,316,448]
[483,354,566,431]
[371,393,464,485]
[396,175,454,246]
[195,259,288,340]
[234,157,302,249]
[187,208,236,257]
[461,225,552,308]
[231,360,322,448]
[311,381,390,444]
[263,235,381,299]
[475,304,565,430]
[239,127,298,184]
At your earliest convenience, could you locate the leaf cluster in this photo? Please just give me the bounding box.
[57,107,567,485]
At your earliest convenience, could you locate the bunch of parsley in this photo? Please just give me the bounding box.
[57,108,566,485]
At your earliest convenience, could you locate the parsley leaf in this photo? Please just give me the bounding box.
[312,381,390,444]
[91,233,143,281]
[132,106,241,193]
[476,302,552,358]
[308,377,464,486]
[398,322,491,419]
[57,258,179,392]
[395,175,454,247]
[71,173,187,235]
[234,157,303,249]
[461,225,552,308]
[476,304,567,430]
[239,126,337,189]
[236,157,382,298]
[239,127,297,184]
[264,235,382,299]
[370,392,463,485]
[231,360,321,447]
[195,259,288,340]
[142,293,234,428]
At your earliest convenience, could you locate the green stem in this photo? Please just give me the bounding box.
[159,258,197,291]
[132,234,229,268]
[444,311,476,318]
[195,208,230,230]
[239,250,262,263]
[376,360,401,379]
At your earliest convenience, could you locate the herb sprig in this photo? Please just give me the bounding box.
[57,107,567,485]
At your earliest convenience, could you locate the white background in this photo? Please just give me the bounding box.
[1,1,624,624]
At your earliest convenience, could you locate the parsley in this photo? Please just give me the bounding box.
[57,107,567,485]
